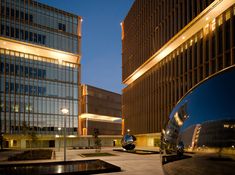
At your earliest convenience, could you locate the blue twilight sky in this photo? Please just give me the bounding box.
[38,0,134,94]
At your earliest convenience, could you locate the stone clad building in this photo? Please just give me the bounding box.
[79,84,122,147]
[122,0,235,146]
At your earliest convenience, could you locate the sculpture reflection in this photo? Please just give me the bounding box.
[121,134,136,150]
[161,68,235,175]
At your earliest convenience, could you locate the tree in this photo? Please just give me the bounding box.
[29,129,38,149]
[22,121,38,150]
[92,128,102,152]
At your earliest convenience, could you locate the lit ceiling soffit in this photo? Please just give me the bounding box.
[123,0,234,85]
[0,36,80,64]
[80,113,122,123]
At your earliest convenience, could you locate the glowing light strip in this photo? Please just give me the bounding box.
[174,112,183,126]
[123,0,234,85]
[0,37,80,64]
[80,113,122,122]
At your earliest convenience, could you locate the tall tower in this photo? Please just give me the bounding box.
[122,0,235,146]
[0,0,82,148]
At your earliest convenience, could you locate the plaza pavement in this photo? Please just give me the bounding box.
[0,147,164,175]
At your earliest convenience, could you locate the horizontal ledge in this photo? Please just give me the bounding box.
[80,113,122,123]
[0,36,80,64]
[123,0,234,85]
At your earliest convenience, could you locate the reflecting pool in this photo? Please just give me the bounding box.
[0,159,121,175]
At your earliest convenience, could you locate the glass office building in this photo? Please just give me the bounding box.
[0,0,81,148]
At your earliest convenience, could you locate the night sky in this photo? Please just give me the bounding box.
[38,0,134,94]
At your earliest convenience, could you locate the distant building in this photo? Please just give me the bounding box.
[0,0,82,148]
[122,0,235,146]
[179,119,235,150]
[79,84,122,147]
[197,119,235,148]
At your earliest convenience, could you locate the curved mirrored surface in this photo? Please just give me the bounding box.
[121,134,137,150]
[161,68,235,175]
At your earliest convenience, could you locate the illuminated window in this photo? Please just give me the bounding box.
[218,15,223,26]
[25,104,33,112]
[204,24,209,35]
[194,36,197,43]
[180,46,183,53]
[224,124,235,128]
[190,39,193,46]
[13,140,17,147]
[82,128,87,135]
[199,30,203,39]
[225,10,231,21]
[211,19,216,31]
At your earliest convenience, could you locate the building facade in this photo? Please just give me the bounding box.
[122,0,235,146]
[79,84,122,146]
[0,0,82,148]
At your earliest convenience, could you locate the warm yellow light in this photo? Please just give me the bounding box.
[80,113,122,122]
[224,124,229,128]
[174,112,183,126]
[82,84,88,96]
[122,119,125,135]
[121,21,125,40]
[211,18,216,31]
[82,128,87,135]
[0,37,80,64]
[61,108,69,114]
[166,130,170,135]
[123,0,235,85]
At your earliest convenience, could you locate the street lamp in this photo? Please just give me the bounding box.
[61,108,69,161]
[58,127,61,151]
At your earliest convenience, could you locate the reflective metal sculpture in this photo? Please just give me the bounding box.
[161,68,235,175]
[121,134,136,150]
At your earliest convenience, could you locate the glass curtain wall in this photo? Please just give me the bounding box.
[0,0,80,54]
[0,48,79,135]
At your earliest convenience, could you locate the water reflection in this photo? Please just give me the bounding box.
[161,68,235,175]
[0,160,121,175]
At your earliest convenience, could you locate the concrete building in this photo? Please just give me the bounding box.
[122,0,235,146]
[0,0,82,148]
[79,84,122,147]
